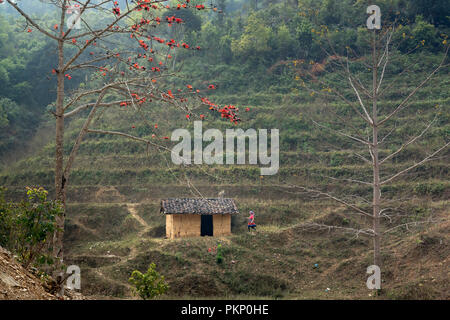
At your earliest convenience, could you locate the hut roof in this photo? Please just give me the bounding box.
[161,198,239,215]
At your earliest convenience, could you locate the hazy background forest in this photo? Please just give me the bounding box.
[0,0,448,159]
[0,0,449,300]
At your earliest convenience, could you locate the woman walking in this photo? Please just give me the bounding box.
[248,211,257,232]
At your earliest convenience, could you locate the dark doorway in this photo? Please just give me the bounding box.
[201,215,213,236]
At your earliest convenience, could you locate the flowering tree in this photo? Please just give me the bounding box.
[5,0,241,292]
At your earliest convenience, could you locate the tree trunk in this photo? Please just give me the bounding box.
[372,31,381,269]
[53,37,66,295]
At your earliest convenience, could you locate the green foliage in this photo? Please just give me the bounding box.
[0,102,8,129]
[163,0,448,95]
[0,0,448,159]
[414,182,445,196]
[216,243,223,264]
[0,187,11,247]
[294,16,314,58]
[405,0,450,27]
[0,97,35,154]
[231,13,272,60]
[0,12,58,157]
[164,8,202,32]
[0,187,62,268]
[128,263,169,300]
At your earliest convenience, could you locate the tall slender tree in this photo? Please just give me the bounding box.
[290,12,449,275]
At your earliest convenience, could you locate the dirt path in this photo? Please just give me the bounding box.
[82,204,152,298]
[124,204,152,263]
[70,203,155,299]
[126,203,149,229]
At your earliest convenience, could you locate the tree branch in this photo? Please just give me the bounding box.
[378,46,448,126]
[63,89,107,180]
[6,0,61,41]
[313,120,372,146]
[282,184,372,218]
[381,141,449,185]
[379,117,436,164]
[299,222,375,237]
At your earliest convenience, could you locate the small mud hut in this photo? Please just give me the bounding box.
[161,198,239,239]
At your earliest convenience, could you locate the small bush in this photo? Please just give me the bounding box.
[0,187,62,268]
[216,244,224,264]
[129,263,169,300]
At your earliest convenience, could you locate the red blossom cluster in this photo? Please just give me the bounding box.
[112,7,121,16]
[166,38,177,47]
[166,16,183,25]
[131,18,153,33]
[119,92,148,107]
[150,36,200,51]
[217,105,241,124]
[135,0,153,12]
[131,93,147,104]
[208,246,218,253]
[99,66,109,76]
[138,39,149,50]
[200,96,242,124]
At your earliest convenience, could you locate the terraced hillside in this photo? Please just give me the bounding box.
[1,56,449,299]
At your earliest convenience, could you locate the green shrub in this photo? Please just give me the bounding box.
[0,187,12,247]
[0,186,62,268]
[129,263,169,300]
[216,244,224,264]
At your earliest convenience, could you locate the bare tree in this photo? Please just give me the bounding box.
[291,17,449,272]
[5,0,228,292]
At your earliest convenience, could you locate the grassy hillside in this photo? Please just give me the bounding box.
[0,54,449,300]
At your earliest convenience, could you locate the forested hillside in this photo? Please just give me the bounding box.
[0,0,448,300]
[0,0,448,160]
